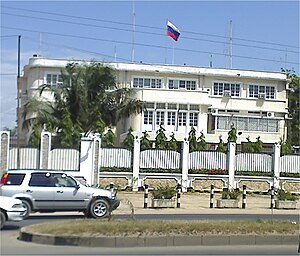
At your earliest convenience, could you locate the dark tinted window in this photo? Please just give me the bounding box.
[5,173,25,185]
[29,173,54,187]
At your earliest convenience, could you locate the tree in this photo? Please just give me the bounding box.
[23,61,143,147]
[122,127,135,151]
[197,131,207,150]
[227,124,237,143]
[216,135,226,153]
[188,127,198,152]
[282,69,300,147]
[279,138,293,155]
[253,136,263,153]
[168,132,178,151]
[102,128,115,148]
[155,125,167,149]
[140,131,151,150]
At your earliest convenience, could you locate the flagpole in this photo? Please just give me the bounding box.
[172,43,175,65]
[165,19,168,64]
[131,0,136,63]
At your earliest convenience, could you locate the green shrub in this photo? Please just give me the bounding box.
[277,189,298,201]
[221,190,241,200]
[151,185,177,199]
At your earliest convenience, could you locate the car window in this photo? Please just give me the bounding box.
[4,173,25,185]
[53,174,77,187]
[29,173,55,187]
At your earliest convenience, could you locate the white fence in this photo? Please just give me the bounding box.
[8,148,39,169]
[235,153,272,172]
[280,155,300,173]
[100,148,132,168]
[189,151,226,170]
[140,149,180,169]
[49,148,80,171]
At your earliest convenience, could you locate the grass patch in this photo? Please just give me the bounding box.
[24,219,299,237]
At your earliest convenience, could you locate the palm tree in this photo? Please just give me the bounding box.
[22,61,143,147]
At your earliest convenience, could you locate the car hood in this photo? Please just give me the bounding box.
[80,186,114,199]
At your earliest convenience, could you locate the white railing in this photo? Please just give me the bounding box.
[8,148,39,169]
[235,153,272,172]
[189,151,226,170]
[100,148,132,168]
[280,155,300,173]
[49,148,80,170]
[140,149,180,169]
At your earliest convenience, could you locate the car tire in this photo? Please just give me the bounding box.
[89,199,110,219]
[0,211,6,230]
[20,200,31,219]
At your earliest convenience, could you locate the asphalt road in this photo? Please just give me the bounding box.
[1,212,299,255]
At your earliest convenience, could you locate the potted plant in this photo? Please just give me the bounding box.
[275,189,298,209]
[216,188,241,208]
[151,184,177,208]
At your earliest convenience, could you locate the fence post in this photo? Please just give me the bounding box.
[132,137,140,192]
[181,139,189,192]
[0,131,10,174]
[270,185,275,209]
[210,184,214,208]
[176,183,182,208]
[109,182,114,193]
[40,131,52,169]
[272,143,281,191]
[242,184,247,209]
[144,184,149,208]
[227,142,236,191]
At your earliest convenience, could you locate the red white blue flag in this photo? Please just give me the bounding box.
[167,21,180,41]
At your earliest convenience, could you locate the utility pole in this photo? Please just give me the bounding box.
[17,35,21,168]
[229,20,233,69]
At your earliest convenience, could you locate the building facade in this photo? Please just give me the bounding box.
[19,56,290,148]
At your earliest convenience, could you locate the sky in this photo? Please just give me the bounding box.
[1,0,299,130]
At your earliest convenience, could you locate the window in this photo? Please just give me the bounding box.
[46,74,62,87]
[4,174,25,185]
[167,112,176,125]
[249,85,275,99]
[168,79,196,90]
[144,111,153,125]
[29,173,54,187]
[213,82,240,96]
[133,77,162,88]
[178,112,187,126]
[156,111,165,126]
[53,174,77,187]
[216,116,279,132]
[189,113,198,127]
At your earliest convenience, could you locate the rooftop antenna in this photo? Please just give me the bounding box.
[210,54,213,68]
[131,0,136,63]
[114,46,117,62]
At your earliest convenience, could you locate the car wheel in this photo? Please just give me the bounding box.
[89,199,110,219]
[0,211,6,230]
[20,200,31,219]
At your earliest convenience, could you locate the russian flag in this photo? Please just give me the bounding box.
[167,21,180,41]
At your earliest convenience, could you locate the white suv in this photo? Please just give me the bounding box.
[0,170,120,219]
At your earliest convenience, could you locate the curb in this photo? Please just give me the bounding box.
[19,229,299,247]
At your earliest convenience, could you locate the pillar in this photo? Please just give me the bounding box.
[272,143,281,190]
[0,131,10,173]
[132,137,140,191]
[227,142,236,191]
[181,139,189,192]
[39,131,51,169]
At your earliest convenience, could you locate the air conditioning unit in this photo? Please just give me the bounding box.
[210,108,218,114]
[223,90,231,97]
[56,82,63,87]
[267,112,274,118]
[258,93,266,99]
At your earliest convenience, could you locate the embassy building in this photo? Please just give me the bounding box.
[19,56,291,150]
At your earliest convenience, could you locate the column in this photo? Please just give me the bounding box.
[227,142,236,191]
[0,131,10,173]
[132,137,140,191]
[181,139,189,192]
[39,131,51,169]
[272,143,281,190]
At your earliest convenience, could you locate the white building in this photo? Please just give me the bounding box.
[19,56,290,148]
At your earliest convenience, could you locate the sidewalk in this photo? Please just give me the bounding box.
[115,191,300,215]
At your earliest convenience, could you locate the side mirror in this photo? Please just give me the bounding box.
[75,183,80,189]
